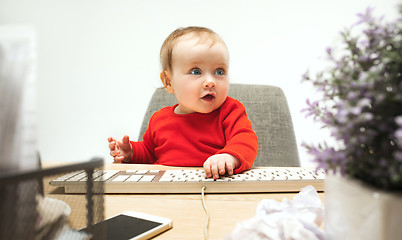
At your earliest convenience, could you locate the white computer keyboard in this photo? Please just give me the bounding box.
[49,167,325,193]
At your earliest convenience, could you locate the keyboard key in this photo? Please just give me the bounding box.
[273,175,287,181]
[172,177,186,182]
[200,178,214,182]
[95,170,119,182]
[188,178,201,182]
[126,175,142,182]
[301,175,316,180]
[287,174,302,180]
[112,175,130,182]
[216,177,231,182]
[139,175,155,182]
[58,171,84,181]
[67,172,87,181]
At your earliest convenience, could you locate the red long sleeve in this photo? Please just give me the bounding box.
[130,97,258,172]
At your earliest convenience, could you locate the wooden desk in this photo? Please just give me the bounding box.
[44,163,325,240]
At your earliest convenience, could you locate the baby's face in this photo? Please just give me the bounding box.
[167,34,230,114]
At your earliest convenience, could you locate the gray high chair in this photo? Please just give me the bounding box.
[138,84,300,167]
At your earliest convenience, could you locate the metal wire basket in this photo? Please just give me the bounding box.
[0,157,105,240]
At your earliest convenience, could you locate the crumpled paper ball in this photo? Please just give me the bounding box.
[226,185,325,240]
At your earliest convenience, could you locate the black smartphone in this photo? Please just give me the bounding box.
[83,211,172,240]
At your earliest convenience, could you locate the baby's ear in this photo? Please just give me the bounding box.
[160,70,174,94]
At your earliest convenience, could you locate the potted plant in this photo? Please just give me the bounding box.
[301,6,402,240]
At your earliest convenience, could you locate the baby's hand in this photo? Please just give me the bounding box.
[108,135,133,163]
[203,153,240,179]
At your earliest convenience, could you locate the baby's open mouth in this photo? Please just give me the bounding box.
[201,93,216,102]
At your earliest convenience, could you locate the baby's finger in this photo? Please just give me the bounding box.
[119,136,132,151]
[108,141,117,150]
[114,155,125,163]
[218,160,226,175]
[211,163,220,180]
[226,161,234,175]
[110,149,120,157]
[122,135,130,143]
[203,161,212,178]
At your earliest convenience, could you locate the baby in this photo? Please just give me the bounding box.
[108,26,258,179]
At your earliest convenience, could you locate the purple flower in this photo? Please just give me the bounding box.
[350,107,362,115]
[358,39,369,48]
[379,158,388,167]
[395,116,402,126]
[355,7,375,26]
[358,55,371,62]
[301,71,310,82]
[395,128,402,142]
[325,47,333,61]
[394,152,402,162]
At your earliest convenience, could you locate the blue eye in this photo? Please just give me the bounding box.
[215,69,224,76]
[190,69,202,75]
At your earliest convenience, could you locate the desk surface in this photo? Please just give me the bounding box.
[44,162,325,240]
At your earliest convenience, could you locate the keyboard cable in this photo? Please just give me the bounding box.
[201,186,210,240]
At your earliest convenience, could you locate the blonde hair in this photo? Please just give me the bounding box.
[160,26,226,72]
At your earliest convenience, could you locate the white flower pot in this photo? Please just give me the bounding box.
[324,173,402,240]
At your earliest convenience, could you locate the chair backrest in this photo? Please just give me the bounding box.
[138,83,300,167]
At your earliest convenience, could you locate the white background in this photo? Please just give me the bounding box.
[0,0,400,166]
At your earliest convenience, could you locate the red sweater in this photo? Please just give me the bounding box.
[130,97,258,173]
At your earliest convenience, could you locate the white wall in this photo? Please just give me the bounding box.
[0,0,400,166]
